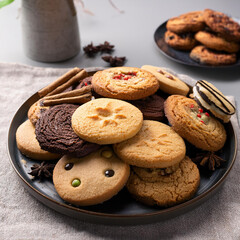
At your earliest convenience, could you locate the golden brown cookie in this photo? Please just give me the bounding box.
[16,119,60,160]
[195,31,240,53]
[164,30,197,51]
[141,65,189,96]
[164,95,227,151]
[166,11,205,34]
[72,98,143,145]
[53,146,130,206]
[28,100,49,126]
[193,80,235,123]
[114,120,186,168]
[126,156,200,207]
[203,9,240,42]
[190,45,237,65]
[91,67,159,100]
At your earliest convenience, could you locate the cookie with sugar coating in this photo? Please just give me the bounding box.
[114,120,186,168]
[141,65,189,96]
[16,119,60,160]
[126,156,200,207]
[91,67,159,100]
[72,98,143,145]
[164,95,227,151]
[53,146,130,206]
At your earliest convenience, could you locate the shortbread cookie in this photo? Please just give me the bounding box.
[164,95,227,151]
[166,11,205,34]
[72,98,143,145]
[114,120,186,168]
[53,146,130,206]
[91,67,159,100]
[190,45,237,65]
[141,65,189,96]
[28,100,49,126]
[35,104,100,157]
[164,30,197,51]
[193,80,235,123]
[130,94,166,121]
[127,156,200,207]
[195,31,240,53]
[16,120,60,160]
[203,9,240,42]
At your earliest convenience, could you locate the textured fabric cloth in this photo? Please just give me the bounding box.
[1,62,239,240]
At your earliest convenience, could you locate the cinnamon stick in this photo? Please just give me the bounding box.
[46,69,88,96]
[38,67,81,98]
[42,93,92,106]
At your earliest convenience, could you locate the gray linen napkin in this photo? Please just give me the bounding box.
[1,62,239,240]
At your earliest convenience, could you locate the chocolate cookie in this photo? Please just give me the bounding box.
[129,94,165,121]
[164,30,197,51]
[35,104,100,157]
[203,9,240,42]
[190,45,237,65]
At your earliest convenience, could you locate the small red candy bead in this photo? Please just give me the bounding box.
[205,112,210,117]
[197,114,201,118]
[200,120,205,124]
[190,104,194,108]
[199,108,203,113]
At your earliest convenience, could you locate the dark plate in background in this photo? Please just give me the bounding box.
[154,21,240,68]
[7,72,238,225]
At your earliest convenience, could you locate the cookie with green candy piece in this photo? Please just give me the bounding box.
[53,146,130,206]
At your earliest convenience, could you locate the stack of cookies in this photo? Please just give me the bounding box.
[15,65,234,208]
[165,9,240,66]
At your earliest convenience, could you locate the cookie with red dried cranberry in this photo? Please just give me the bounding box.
[203,9,240,42]
[53,146,130,206]
[91,67,159,100]
[195,31,240,53]
[164,95,227,151]
[166,11,205,34]
[190,45,237,65]
[141,65,189,96]
[164,30,197,51]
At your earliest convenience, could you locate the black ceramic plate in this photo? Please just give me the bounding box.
[8,75,237,225]
[154,21,240,68]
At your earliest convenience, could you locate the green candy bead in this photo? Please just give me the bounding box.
[72,178,81,187]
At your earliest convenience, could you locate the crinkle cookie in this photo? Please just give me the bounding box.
[72,98,143,145]
[166,11,205,34]
[195,31,240,53]
[126,156,200,207]
[164,30,197,51]
[53,146,130,206]
[164,95,227,151]
[141,65,189,96]
[91,67,159,100]
[35,104,100,157]
[16,119,60,160]
[190,45,237,66]
[114,120,186,168]
[203,9,240,42]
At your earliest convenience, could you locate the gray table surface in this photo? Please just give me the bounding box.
[1,0,240,239]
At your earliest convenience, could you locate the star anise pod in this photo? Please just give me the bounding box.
[29,161,56,180]
[102,55,126,67]
[97,41,115,53]
[192,151,226,171]
[83,42,100,57]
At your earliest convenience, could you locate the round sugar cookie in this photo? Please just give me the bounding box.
[126,156,200,207]
[141,65,189,96]
[114,120,186,168]
[164,95,227,151]
[91,67,159,100]
[16,119,60,160]
[72,98,143,145]
[53,146,130,206]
